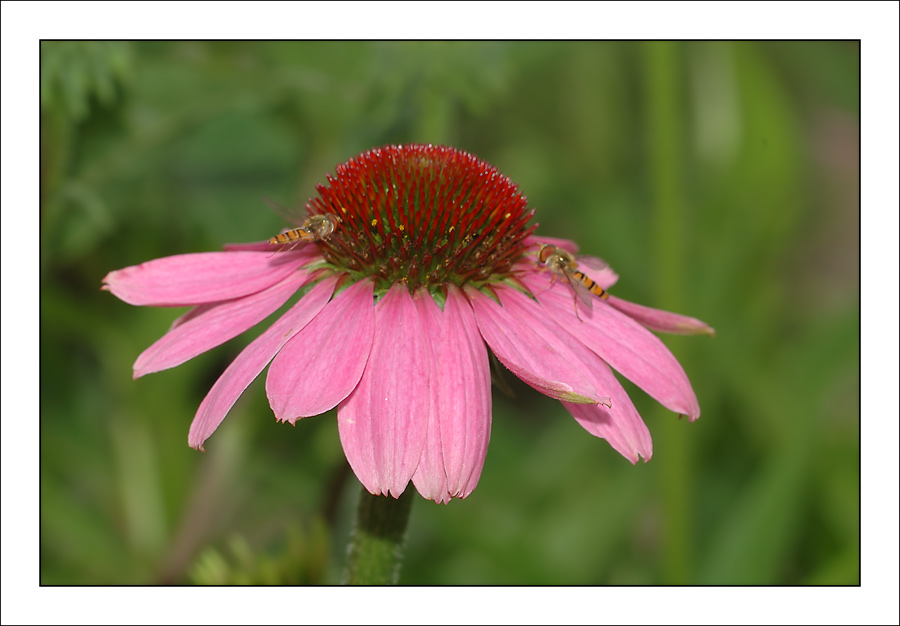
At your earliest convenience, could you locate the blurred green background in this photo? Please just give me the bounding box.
[40,41,859,585]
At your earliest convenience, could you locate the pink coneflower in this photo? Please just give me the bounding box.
[103,144,713,504]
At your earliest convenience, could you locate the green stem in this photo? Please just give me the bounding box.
[642,41,694,585]
[343,487,414,585]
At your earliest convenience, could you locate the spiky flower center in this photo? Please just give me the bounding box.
[303,145,536,294]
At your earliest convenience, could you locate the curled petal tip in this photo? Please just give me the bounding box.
[559,391,602,404]
[688,322,716,337]
[597,397,612,409]
[665,318,716,336]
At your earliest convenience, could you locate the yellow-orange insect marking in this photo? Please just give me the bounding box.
[268,228,310,245]
[571,270,610,299]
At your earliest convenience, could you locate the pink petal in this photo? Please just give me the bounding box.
[224,241,293,252]
[411,286,492,503]
[102,249,317,306]
[574,257,619,290]
[465,285,611,406]
[562,361,653,463]
[337,285,431,498]
[606,296,715,336]
[187,275,338,450]
[523,272,702,420]
[134,269,314,378]
[266,279,375,421]
[525,235,579,254]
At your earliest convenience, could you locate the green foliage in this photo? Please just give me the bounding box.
[189,521,330,585]
[41,41,132,122]
[40,41,859,585]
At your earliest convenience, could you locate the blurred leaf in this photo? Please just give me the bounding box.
[41,41,132,121]
[188,520,330,585]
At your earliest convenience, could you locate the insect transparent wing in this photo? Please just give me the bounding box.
[565,270,595,310]
[262,196,309,226]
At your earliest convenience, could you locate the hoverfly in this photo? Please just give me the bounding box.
[267,214,338,245]
[263,196,339,250]
[537,243,610,311]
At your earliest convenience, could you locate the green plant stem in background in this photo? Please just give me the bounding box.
[642,41,694,585]
[343,487,414,585]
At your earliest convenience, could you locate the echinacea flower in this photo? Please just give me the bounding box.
[103,144,713,504]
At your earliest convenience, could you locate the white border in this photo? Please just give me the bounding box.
[5,2,896,625]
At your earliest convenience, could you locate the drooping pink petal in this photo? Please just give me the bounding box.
[411,286,492,503]
[134,269,314,379]
[337,284,431,498]
[267,279,375,422]
[102,249,317,306]
[188,275,338,450]
[562,361,653,464]
[465,285,611,406]
[523,271,701,420]
[606,295,715,336]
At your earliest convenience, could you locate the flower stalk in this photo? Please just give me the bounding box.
[343,487,414,585]
[644,41,693,584]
